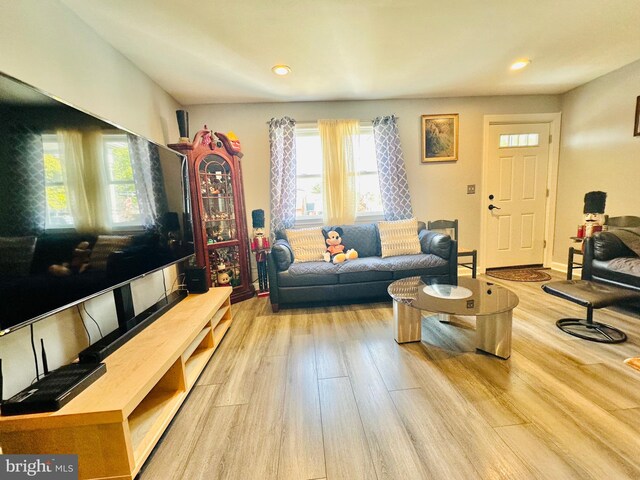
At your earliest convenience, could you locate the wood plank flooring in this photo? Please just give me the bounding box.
[140,271,640,479]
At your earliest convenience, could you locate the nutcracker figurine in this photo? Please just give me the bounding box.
[582,191,607,237]
[251,209,270,297]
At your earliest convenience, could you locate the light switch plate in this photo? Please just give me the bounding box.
[467,184,476,194]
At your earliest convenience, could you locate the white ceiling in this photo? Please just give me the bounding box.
[62,0,640,106]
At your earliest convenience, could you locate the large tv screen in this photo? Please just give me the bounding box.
[0,73,194,333]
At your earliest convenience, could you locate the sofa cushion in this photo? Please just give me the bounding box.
[322,223,380,257]
[285,227,327,263]
[592,259,640,289]
[279,261,338,286]
[288,261,339,276]
[379,253,447,272]
[336,256,388,273]
[599,257,640,277]
[336,257,393,283]
[378,218,421,258]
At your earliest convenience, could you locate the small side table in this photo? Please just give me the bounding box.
[567,237,584,280]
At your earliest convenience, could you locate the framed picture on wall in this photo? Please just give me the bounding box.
[421,113,459,162]
[635,96,640,137]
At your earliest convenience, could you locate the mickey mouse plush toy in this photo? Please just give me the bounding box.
[324,227,358,263]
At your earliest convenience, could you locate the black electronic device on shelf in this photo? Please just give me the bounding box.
[0,362,106,416]
[78,288,187,363]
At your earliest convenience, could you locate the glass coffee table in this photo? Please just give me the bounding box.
[388,276,519,359]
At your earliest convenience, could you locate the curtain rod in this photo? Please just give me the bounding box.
[265,118,397,124]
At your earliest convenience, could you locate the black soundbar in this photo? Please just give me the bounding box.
[1,363,106,416]
[78,290,187,363]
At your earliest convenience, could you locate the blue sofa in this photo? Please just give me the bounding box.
[267,221,457,312]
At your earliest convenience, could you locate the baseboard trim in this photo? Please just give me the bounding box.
[551,261,568,274]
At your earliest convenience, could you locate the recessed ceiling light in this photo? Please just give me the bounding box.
[510,59,531,71]
[272,64,291,76]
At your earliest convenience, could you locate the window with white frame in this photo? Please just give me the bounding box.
[42,133,142,229]
[102,134,142,226]
[42,134,73,229]
[294,124,382,222]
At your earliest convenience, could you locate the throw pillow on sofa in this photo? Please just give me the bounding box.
[378,218,421,258]
[90,235,133,270]
[285,227,326,263]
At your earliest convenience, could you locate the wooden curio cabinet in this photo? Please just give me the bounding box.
[169,128,254,303]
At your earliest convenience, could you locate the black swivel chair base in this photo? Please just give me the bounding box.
[556,307,627,344]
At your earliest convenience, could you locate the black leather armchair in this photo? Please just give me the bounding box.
[582,232,640,290]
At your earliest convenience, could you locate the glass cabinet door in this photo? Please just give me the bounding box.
[208,245,243,287]
[198,154,237,244]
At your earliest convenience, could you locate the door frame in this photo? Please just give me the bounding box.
[479,113,562,273]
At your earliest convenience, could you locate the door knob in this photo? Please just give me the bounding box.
[488,204,501,211]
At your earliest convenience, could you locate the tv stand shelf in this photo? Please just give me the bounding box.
[0,287,233,480]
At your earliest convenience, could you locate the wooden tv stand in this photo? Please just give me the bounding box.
[0,287,232,480]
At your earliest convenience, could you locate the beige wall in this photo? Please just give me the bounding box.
[0,1,181,144]
[553,59,640,265]
[188,94,560,250]
[0,1,182,398]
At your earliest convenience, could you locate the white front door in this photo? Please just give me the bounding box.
[485,123,550,268]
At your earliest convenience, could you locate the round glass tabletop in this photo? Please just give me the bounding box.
[388,276,519,316]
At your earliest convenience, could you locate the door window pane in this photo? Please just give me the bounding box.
[499,133,540,148]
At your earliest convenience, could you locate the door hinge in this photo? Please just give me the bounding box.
[546,188,549,197]
[549,134,552,144]
[543,240,547,248]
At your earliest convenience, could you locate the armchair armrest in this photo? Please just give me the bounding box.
[270,239,294,272]
[418,229,452,260]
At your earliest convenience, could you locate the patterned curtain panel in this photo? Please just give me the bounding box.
[128,134,169,229]
[0,124,46,236]
[372,115,413,221]
[269,117,297,235]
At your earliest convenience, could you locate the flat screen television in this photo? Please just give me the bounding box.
[0,72,195,344]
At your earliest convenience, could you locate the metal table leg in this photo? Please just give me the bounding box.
[475,310,513,359]
[393,300,422,343]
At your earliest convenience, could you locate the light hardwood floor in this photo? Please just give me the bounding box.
[140,271,640,479]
